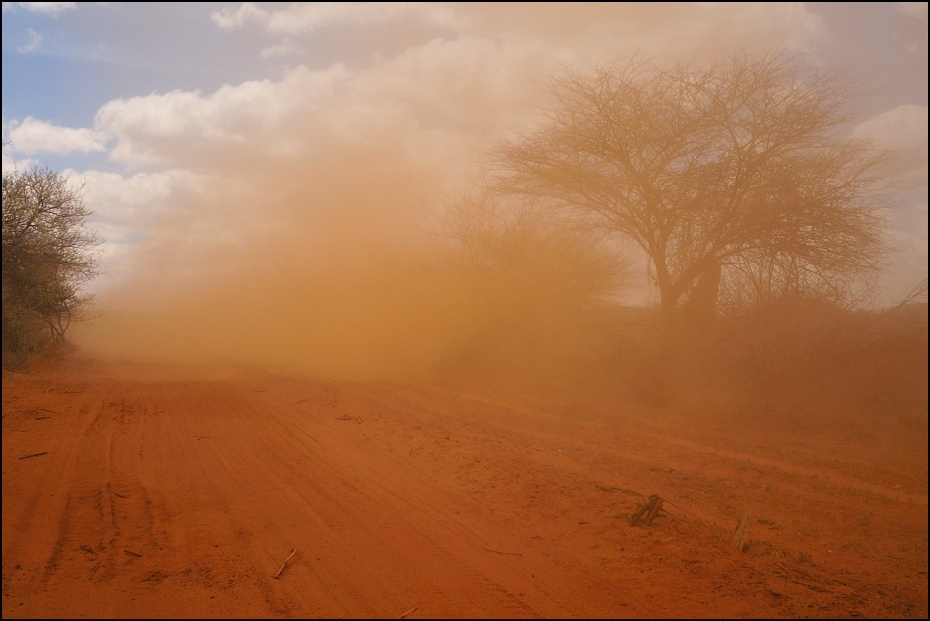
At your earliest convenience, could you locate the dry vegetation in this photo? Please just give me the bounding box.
[2,50,927,618]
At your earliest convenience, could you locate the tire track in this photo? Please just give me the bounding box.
[5,366,926,618]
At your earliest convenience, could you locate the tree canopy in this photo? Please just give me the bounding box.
[492,51,889,321]
[2,164,100,368]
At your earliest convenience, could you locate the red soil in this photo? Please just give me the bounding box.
[3,359,927,618]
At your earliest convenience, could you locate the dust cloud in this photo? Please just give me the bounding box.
[72,141,625,384]
[69,49,925,436]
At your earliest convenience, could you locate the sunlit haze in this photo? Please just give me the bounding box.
[2,5,928,619]
[2,2,927,375]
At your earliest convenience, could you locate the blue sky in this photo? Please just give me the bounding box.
[2,2,927,310]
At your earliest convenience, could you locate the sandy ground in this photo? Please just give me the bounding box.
[2,359,927,618]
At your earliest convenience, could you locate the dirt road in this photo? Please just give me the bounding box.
[3,361,927,618]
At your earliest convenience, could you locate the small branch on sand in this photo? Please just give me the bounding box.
[732,511,750,552]
[630,495,664,526]
[774,561,795,579]
[400,606,418,618]
[273,548,297,579]
[124,549,142,558]
[483,547,522,556]
[19,452,48,460]
[657,497,717,538]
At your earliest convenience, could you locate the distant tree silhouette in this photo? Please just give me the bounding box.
[492,51,889,321]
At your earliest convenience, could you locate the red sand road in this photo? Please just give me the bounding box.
[2,360,927,618]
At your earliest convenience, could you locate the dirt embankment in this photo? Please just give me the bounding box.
[2,360,927,618]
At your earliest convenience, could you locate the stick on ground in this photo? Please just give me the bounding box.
[630,495,664,526]
[273,548,297,579]
[732,511,750,551]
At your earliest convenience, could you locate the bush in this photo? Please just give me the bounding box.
[2,164,99,369]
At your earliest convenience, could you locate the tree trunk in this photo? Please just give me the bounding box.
[653,261,679,326]
[683,261,721,326]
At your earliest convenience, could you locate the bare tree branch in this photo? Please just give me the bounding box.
[2,164,100,367]
[490,50,890,322]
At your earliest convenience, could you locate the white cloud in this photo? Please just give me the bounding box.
[210,2,269,30]
[213,2,459,34]
[893,202,929,255]
[884,199,929,303]
[97,2,829,173]
[2,151,36,173]
[94,72,322,167]
[272,2,459,33]
[91,35,553,172]
[3,2,76,15]
[897,2,928,18]
[1,127,37,173]
[854,104,929,149]
[400,3,826,62]
[8,117,107,155]
[261,38,301,59]
[854,104,929,189]
[17,28,43,54]
[79,169,199,225]
[72,169,203,295]
[854,104,928,301]
[211,3,824,64]
[1,150,35,175]
[94,2,831,179]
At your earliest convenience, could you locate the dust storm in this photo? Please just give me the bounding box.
[3,25,927,621]
[69,137,631,386]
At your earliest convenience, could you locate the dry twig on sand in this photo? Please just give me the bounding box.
[659,497,717,538]
[732,512,750,551]
[630,495,664,526]
[273,548,297,579]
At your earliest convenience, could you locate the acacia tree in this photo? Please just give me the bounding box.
[2,164,100,367]
[492,51,888,322]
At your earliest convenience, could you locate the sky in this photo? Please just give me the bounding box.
[2,3,927,357]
